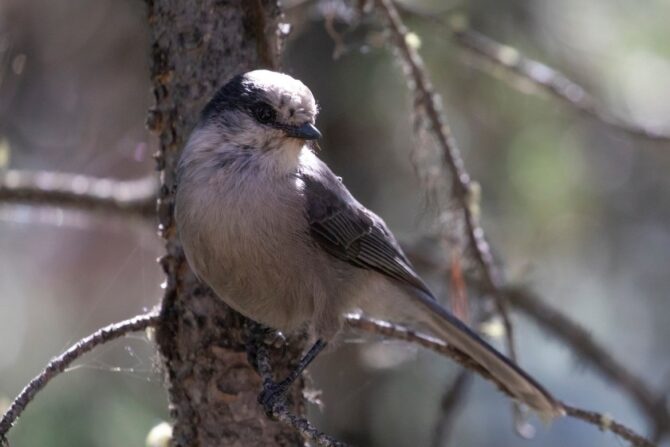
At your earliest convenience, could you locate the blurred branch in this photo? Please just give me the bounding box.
[375,0,522,416]
[0,170,157,218]
[453,28,670,142]
[347,315,658,447]
[255,344,348,447]
[504,286,670,438]
[431,370,472,447]
[395,3,670,142]
[0,311,160,441]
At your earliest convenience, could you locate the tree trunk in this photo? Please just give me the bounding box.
[145,1,305,445]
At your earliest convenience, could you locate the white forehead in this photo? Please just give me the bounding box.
[244,70,317,114]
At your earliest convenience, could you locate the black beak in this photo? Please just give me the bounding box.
[284,122,322,140]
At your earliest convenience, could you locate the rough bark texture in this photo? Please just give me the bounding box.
[145,1,305,445]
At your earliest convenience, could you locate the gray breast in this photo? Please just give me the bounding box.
[176,157,325,332]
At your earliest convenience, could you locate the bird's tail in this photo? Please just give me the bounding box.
[402,286,564,420]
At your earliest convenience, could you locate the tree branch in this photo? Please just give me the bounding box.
[394,3,670,142]
[374,0,520,407]
[372,3,669,442]
[348,315,513,392]
[451,28,670,142]
[503,286,670,437]
[0,170,157,218]
[0,311,160,440]
[347,315,658,447]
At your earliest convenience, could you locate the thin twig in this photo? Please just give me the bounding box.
[374,0,515,358]
[431,370,472,447]
[503,286,670,437]
[255,344,348,447]
[0,312,160,440]
[374,0,524,422]
[564,404,657,447]
[0,170,157,218]
[347,315,658,447]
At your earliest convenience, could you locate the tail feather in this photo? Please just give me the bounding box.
[407,287,564,420]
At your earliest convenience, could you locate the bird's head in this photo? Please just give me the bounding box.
[200,70,321,153]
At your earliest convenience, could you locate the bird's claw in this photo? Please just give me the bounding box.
[247,322,286,349]
[245,322,286,371]
[262,330,286,350]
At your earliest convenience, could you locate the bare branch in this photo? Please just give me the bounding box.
[0,170,157,218]
[370,2,667,443]
[374,0,519,395]
[0,312,160,440]
[503,286,670,436]
[255,344,348,447]
[375,0,544,434]
[347,315,658,447]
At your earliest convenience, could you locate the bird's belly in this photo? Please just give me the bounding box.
[182,179,319,332]
[209,242,318,332]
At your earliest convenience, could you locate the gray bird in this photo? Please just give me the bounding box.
[175,69,564,419]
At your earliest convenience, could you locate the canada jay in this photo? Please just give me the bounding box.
[175,70,564,419]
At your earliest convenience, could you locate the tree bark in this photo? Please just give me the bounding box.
[145,1,304,445]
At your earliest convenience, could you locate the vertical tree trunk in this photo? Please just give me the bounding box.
[145,1,304,445]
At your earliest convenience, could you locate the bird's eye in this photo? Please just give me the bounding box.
[252,102,276,124]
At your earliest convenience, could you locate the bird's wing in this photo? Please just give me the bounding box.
[298,159,433,298]
[297,154,564,419]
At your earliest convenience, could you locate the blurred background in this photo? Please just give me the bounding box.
[1,0,669,445]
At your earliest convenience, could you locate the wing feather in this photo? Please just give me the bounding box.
[298,159,433,298]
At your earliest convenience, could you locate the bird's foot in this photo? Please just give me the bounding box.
[247,321,286,348]
[245,321,285,370]
[261,329,286,350]
[258,379,289,416]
